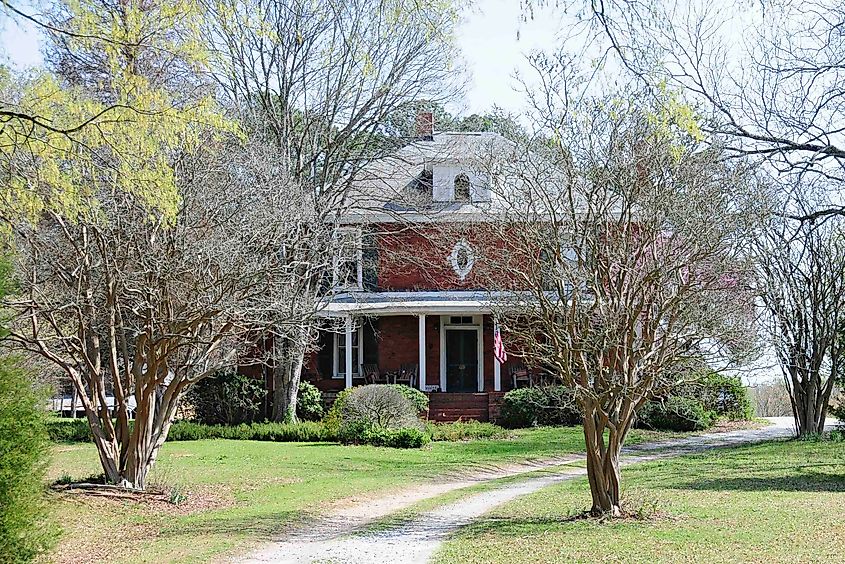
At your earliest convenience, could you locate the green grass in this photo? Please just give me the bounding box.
[433,438,845,564]
[49,426,613,563]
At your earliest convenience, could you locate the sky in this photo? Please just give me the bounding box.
[0,0,564,114]
[454,1,563,113]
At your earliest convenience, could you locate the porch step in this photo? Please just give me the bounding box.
[429,408,489,422]
[427,393,491,422]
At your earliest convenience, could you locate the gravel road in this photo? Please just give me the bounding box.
[235,417,832,564]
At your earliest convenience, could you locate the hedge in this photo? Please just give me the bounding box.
[426,420,508,441]
[47,418,336,443]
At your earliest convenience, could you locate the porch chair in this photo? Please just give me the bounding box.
[361,363,383,385]
[395,363,419,388]
[510,364,531,389]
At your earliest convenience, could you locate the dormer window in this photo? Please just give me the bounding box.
[454,173,471,202]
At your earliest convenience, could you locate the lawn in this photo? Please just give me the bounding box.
[48,425,653,563]
[433,438,845,564]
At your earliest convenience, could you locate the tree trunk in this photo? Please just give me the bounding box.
[272,356,301,423]
[582,414,623,517]
[272,327,308,423]
[788,367,835,437]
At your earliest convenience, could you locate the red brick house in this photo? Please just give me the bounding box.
[303,120,529,422]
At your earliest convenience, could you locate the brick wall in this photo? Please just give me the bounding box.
[375,223,517,291]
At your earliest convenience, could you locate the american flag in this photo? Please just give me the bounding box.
[494,324,507,364]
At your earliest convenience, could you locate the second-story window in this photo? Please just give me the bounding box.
[454,173,471,202]
[333,227,362,291]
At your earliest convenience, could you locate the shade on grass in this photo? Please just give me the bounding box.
[433,439,845,564]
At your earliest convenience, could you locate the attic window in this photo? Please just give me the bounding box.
[454,173,470,202]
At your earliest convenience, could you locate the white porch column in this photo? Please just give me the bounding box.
[345,316,353,389]
[493,318,502,392]
[418,314,426,391]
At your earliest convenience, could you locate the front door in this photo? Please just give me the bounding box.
[445,329,478,392]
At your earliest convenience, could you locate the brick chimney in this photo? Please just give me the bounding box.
[415,110,434,141]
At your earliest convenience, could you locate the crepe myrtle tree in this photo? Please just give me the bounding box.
[4,137,323,490]
[480,67,761,516]
[754,208,845,436]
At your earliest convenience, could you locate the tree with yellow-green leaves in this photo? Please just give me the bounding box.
[1,0,234,226]
[2,0,248,492]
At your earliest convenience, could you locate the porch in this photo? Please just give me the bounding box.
[304,291,529,421]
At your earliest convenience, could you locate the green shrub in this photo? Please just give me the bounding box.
[693,372,754,421]
[637,396,718,432]
[185,369,266,425]
[296,381,324,422]
[426,420,508,441]
[165,420,335,442]
[323,386,358,435]
[335,385,426,448]
[46,417,92,443]
[360,426,430,448]
[387,385,429,413]
[0,358,56,562]
[498,386,581,429]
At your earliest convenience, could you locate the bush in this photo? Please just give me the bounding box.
[340,385,422,430]
[296,381,324,422]
[185,369,266,425]
[359,426,430,448]
[694,372,754,421]
[426,421,508,441]
[46,417,92,443]
[334,385,426,447]
[322,386,357,435]
[324,385,428,434]
[387,384,429,413]
[637,396,718,432]
[0,358,56,562]
[498,386,581,429]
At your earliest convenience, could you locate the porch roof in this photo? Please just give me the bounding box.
[321,290,501,316]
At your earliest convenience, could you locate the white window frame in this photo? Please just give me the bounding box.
[332,227,363,291]
[332,325,363,379]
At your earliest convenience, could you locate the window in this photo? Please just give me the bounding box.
[449,238,475,280]
[334,327,361,379]
[454,173,471,202]
[333,228,362,290]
